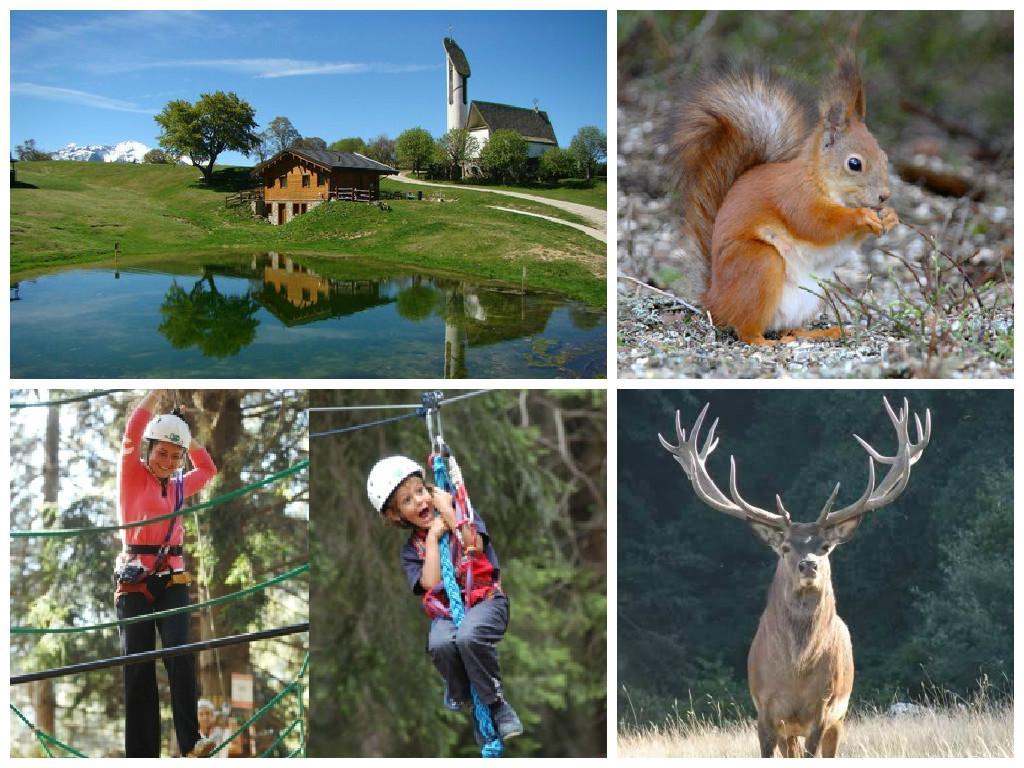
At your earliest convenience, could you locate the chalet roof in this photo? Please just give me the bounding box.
[443,37,471,77]
[466,101,558,146]
[254,148,397,175]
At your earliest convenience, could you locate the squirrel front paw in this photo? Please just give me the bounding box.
[855,207,885,236]
[878,206,899,233]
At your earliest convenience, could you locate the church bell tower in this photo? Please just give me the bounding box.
[443,37,470,133]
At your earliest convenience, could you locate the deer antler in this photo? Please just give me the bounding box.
[818,397,931,527]
[659,404,790,529]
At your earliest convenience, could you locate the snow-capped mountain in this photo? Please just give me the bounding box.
[52,140,151,163]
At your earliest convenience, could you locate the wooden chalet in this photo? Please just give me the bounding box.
[253,148,397,225]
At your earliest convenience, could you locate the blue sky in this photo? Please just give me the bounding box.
[11,10,607,165]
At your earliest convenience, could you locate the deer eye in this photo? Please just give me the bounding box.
[819,543,832,554]
[780,544,791,554]
[847,156,863,172]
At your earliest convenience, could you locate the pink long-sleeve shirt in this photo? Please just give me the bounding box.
[118,406,217,572]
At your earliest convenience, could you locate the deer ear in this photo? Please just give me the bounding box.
[749,521,787,554]
[824,516,864,546]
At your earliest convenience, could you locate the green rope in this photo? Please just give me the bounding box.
[11,460,308,539]
[9,704,88,758]
[259,718,300,757]
[12,564,308,635]
[208,652,309,757]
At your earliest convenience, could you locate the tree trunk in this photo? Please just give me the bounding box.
[32,400,60,745]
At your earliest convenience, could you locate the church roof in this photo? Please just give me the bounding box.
[466,101,558,146]
[443,37,471,77]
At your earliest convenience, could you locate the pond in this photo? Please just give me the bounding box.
[10,253,606,378]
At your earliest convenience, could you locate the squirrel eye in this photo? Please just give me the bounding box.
[847,156,863,172]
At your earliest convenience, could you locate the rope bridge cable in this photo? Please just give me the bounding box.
[309,410,424,439]
[11,623,309,685]
[11,564,309,635]
[9,704,88,758]
[10,460,308,539]
[10,652,311,759]
[10,389,128,409]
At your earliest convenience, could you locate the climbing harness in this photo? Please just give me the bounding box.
[422,395,504,758]
[114,472,186,603]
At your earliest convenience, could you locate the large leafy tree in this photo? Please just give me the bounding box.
[538,146,576,183]
[436,128,479,180]
[479,130,529,184]
[265,116,301,153]
[292,136,327,151]
[395,127,436,174]
[154,91,259,184]
[568,126,606,181]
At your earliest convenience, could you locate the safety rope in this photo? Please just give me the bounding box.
[432,454,502,758]
[11,460,308,539]
[12,564,308,635]
[10,389,127,409]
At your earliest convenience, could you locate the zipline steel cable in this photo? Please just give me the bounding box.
[10,389,128,409]
[308,390,490,438]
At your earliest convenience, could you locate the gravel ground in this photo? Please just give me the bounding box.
[617,81,1014,379]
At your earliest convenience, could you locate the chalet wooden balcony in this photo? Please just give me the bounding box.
[327,187,377,202]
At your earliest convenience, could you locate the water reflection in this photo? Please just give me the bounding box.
[12,252,605,378]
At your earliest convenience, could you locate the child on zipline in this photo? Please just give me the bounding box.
[115,389,218,758]
[367,455,524,744]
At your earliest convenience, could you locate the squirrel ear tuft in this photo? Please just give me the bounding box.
[834,50,866,120]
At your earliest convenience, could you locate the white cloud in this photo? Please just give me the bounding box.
[88,57,438,79]
[11,82,157,115]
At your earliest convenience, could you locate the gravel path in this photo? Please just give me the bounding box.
[390,172,607,239]
[488,205,606,242]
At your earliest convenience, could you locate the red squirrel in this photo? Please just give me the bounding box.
[675,52,898,345]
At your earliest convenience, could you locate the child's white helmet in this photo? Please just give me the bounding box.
[367,456,423,513]
[143,414,191,450]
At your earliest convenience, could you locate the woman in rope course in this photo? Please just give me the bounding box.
[115,389,218,758]
[367,456,523,746]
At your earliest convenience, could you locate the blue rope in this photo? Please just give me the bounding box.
[432,455,503,758]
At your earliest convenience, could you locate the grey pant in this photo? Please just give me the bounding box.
[427,594,509,706]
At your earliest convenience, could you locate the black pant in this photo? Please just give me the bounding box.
[116,579,201,757]
[427,594,510,706]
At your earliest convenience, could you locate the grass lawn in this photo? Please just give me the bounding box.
[402,174,608,210]
[11,161,605,304]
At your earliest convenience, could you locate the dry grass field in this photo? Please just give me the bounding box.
[618,703,1013,758]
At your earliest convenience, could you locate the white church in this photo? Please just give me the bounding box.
[443,36,558,173]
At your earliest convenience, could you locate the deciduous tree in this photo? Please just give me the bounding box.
[266,116,302,153]
[436,128,479,180]
[479,130,529,184]
[568,126,606,181]
[395,127,436,174]
[154,92,259,184]
[364,134,396,166]
[329,137,367,153]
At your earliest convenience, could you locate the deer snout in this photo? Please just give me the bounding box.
[798,559,819,577]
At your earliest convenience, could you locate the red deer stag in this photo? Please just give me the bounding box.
[659,398,930,757]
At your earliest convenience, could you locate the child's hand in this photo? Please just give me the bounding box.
[427,515,448,541]
[431,488,458,531]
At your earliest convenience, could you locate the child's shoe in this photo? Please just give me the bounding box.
[490,701,524,740]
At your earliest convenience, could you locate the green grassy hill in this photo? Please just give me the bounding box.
[11,161,604,302]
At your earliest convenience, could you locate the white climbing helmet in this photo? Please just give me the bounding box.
[367,456,423,514]
[143,414,191,450]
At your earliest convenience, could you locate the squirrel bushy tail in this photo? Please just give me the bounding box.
[674,69,816,260]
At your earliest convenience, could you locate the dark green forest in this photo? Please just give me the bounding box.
[10,389,308,757]
[308,389,606,757]
[618,390,1012,725]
